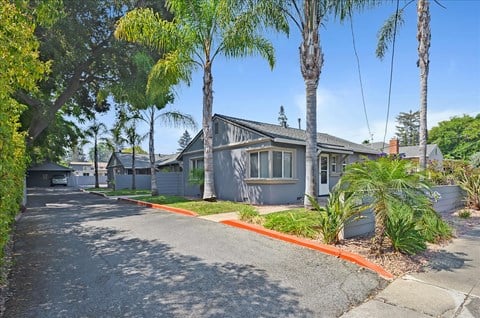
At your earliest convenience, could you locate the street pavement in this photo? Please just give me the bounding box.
[4,188,386,318]
[342,218,480,317]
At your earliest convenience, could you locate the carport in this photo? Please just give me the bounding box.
[27,162,72,187]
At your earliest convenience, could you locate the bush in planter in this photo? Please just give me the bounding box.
[306,188,365,245]
[458,169,480,210]
[188,168,204,196]
[386,202,426,255]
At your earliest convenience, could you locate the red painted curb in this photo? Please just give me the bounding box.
[117,197,198,217]
[220,219,394,280]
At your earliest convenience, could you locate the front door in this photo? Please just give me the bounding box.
[319,154,329,196]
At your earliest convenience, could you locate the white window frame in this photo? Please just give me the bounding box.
[342,158,347,172]
[190,157,204,170]
[247,147,295,181]
[331,155,337,173]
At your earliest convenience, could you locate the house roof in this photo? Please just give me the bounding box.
[367,142,439,158]
[108,152,180,169]
[216,114,379,155]
[157,153,181,167]
[28,162,73,172]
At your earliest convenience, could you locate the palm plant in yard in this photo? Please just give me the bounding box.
[124,121,147,190]
[337,157,432,254]
[115,0,289,201]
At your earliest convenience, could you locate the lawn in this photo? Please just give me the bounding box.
[135,195,255,216]
[263,208,321,239]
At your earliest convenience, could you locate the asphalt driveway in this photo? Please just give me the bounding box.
[4,188,386,317]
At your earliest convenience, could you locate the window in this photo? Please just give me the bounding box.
[342,159,347,172]
[191,158,204,170]
[214,122,219,134]
[249,149,293,179]
[331,155,337,172]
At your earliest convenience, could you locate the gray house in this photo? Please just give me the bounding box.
[179,114,379,204]
[369,139,443,166]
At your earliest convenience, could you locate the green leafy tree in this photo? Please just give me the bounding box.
[0,0,50,259]
[395,110,420,146]
[177,130,192,152]
[85,120,107,188]
[15,0,169,144]
[337,157,432,254]
[115,0,288,201]
[428,114,480,159]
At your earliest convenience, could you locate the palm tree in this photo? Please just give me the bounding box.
[115,0,288,201]
[138,106,196,196]
[376,0,433,170]
[124,121,147,190]
[284,0,378,208]
[85,120,107,188]
[337,157,432,254]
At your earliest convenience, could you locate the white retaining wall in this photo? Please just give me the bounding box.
[114,173,183,195]
[342,185,465,239]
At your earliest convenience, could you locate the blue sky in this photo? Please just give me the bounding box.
[90,0,480,155]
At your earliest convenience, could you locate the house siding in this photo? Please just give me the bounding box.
[213,118,265,147]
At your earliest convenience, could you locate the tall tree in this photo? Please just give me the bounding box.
[285,0,377,208]
[177,130,192,152]
[123,121,147,190]
[88,142,111,162]
[15,0,169,144]
[85,120,107,188]
[376,0,433,170]
[115,0,288,201]
[111,52,196,196]
[395,110,420,146]
[278,105,288,128]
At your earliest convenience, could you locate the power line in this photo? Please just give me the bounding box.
[383,0,401,147]
[348,9,373,142]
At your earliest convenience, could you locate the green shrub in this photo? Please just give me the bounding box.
[458,170,480,210]
[238,206,262,224]
[264,210,319,239]
[386,204,426,255]
[416,210,453,243]
[307,190,364,244]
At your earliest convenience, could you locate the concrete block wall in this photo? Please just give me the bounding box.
[342,185,465,239]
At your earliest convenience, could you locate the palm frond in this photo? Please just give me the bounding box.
[376,8,404,60]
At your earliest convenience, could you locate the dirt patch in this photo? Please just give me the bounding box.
[332,208,480,278]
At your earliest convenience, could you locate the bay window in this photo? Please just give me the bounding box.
[249,149,294,179]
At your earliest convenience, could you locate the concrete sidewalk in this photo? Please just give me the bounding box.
[342,224,480,318]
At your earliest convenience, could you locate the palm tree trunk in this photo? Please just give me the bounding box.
[149,109,158,196]
[371,210,386,255]
[132,146,136,190]
[202,60,216,201]
[417,0,430,170]
[301,0,323,208]
[94,136,99,188]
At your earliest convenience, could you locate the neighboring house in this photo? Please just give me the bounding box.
[106,152,182,181]
[69,161,108,177]
[368,139,443,166]
[178,114,379,204]
[27,162,73,187]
